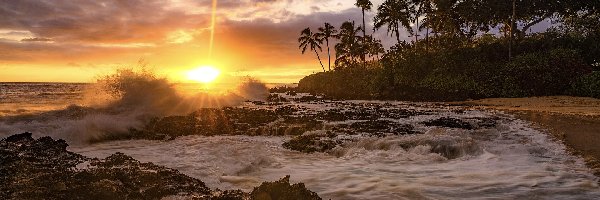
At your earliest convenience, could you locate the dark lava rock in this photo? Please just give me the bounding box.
[268,94,289,102]
[0,133,323,200]
[105,107,283,141]
[275,106,299,115]
[268,86,297,94]
[382,109,428,119]
[296,95,321,102]
[224,107,279,126]
[345,120,419,137]
[251,175,321,200]
[316,109,349,121]
[283,134,338,153]
[422,117,474,130]
[316,109,379,121]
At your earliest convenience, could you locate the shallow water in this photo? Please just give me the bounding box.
[72,101,600,199]
[2,82,599,199]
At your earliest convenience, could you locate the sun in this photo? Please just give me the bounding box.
[187,66,221,83]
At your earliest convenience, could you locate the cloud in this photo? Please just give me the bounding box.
[0,0,407,82]
[0,0,210,43]
[21,37,53,42]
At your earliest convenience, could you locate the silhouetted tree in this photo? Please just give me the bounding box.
[374,0,413,44]
[364,35,385,60]
[356,0,373,66]
[298,28,325,72]
[316,23,338,71]
[335,21,363,67]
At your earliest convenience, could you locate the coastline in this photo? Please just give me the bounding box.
[455,96,600,176]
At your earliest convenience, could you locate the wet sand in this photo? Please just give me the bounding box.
[456,96,600,176]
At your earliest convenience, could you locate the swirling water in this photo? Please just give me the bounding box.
[1,82,599,199]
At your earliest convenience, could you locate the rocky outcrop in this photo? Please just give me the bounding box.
[422,117,474,130]
[0,133,322,200]
[282,134,339,153]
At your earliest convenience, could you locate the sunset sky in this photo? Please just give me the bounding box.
[0,0,411,83]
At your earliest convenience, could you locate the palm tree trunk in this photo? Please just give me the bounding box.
[396,24,401,44]
[314,49,325,72]
[326,39,331,71]
[362,8,367,67]
[415,18,419,49]
[425,27,429,52]
[509,0,516,61]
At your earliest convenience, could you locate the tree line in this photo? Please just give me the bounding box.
[297,0,600,101]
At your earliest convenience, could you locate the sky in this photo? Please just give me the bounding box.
[0,0,408,83]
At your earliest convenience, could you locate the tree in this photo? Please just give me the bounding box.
[374,0,413,44]
[298,28,325,72]
[414,0,435,51]
[356,0,373,66]
[335,21,364,67]
[316,23,338,71]
[364,35,385,60]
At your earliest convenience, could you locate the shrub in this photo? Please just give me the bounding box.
[298,65,379,99]
[572,71,600,98]
[500,48,591,97]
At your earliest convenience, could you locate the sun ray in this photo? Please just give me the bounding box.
[209,0,218,58]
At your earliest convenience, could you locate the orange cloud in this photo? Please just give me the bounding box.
[0,0,395,83]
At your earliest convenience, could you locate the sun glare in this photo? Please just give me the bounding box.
[187,66,221,83]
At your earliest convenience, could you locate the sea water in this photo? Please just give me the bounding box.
[1,82,599,199]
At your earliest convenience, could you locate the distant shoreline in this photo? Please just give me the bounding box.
[454,96,600,177]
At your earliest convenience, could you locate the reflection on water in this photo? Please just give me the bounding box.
[0,82,296,116]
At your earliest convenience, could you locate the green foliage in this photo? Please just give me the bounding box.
[299,35,596,101]
[500,48,591,97]
[299,64,379,99]
[572,72,600,98]
[296,0,600,101]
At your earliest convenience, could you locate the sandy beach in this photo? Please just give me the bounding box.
[458,96,600,176]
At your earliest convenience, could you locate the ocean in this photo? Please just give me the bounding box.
[1,82,599,199]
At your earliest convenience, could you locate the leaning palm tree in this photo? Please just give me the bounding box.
[316,23,338,71]
[355,0,373,66]
[374,0,413,44]
[298,28,325,72]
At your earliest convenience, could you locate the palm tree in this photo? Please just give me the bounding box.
[316,23,338,71]
[335,21,363,67]
[414,0,435,51]
[361,35,385,61]
[298,28,325,72]
[355,0,373,65]
[410,0,435,50]
[374,0,413,44]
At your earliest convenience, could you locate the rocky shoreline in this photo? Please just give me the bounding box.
[0,133,322,200]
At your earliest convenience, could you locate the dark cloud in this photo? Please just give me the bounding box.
[21,37,52,42]
[0,0,209,43]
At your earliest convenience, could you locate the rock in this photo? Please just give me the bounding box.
[422,117,474,130]
[250,176,322,200]
[382,109,429,119]
[0,133,323,200]
[268,94,288,102]
[348,120,419,137]
[283,134,338,153]
[296,95,320,102]
[3,132,34,143]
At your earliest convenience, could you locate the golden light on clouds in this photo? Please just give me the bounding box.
[0,0,380,83]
